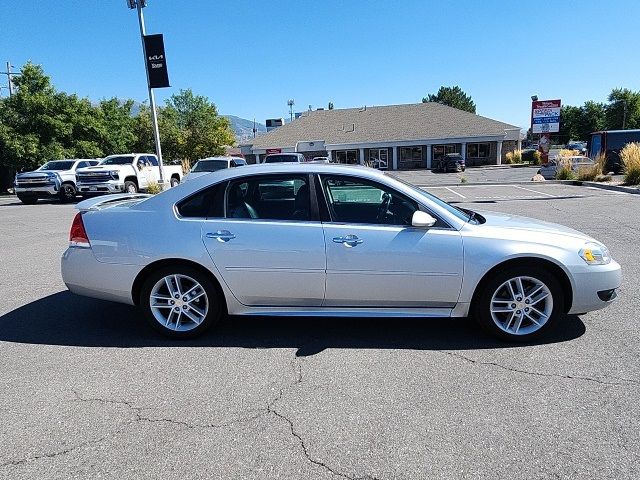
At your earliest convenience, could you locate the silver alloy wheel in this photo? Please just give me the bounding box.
[149,274,209,332]
[490,276,553,335]
[126,183,137,193]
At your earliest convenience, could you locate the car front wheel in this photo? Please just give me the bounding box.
[473,266,563,341]
[140,266,222,339]
[59,183,77,203]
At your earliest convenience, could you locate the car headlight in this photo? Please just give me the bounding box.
[109,170,119,178]
[579,242,611,265]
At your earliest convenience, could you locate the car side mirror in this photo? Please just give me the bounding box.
[411,210,437,228]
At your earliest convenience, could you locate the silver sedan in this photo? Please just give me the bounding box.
[61,163,621,341]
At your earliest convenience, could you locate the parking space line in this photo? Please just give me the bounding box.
[445,187,466,199]
[513,185,556,197]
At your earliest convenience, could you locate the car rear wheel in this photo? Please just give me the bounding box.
[140,266,222,339]
[170,177,180,187]
[59,183,77,203]
[473,266,563,341]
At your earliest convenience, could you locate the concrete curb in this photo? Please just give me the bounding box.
[575,181,640,195]
[414,180,576,188]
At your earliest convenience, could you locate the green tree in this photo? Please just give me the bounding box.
[606,88,640,130]
[97,98,138,154]
[422,85,476,113]
[0,62,106,171]
[161,89,235,163]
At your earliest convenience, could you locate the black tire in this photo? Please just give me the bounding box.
[124,180,138,194]
[140,265,222,339]
[170,177,180,188]
[473,265,564,342]
[58,183,77,203]
[17,195,38,205]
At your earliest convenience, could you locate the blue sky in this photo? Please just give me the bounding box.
[1,0,639,129]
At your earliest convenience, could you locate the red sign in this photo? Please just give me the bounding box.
[266,148,282,154]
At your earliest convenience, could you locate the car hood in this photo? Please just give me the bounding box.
[77,165,124,172]
[475,210,595,242]
[183,171,210,182]
[16,170,58,178]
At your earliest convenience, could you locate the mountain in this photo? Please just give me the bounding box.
[224,115,266,142]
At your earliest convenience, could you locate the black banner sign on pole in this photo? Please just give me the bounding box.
[143,34,170,88]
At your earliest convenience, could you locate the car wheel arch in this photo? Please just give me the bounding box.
[469,256,574,314]
[131,258,227,313]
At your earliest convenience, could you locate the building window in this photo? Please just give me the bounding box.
[368,148,389,170]
[432,144,460,161]
[399,147,423,169]
[467,143,490,158]
[335,150,359,164]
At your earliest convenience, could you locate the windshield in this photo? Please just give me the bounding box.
[40,160,75,171]
[101,156,134,165]
[387,173,474,223]
[264,155,299,163]
[192,159,228,172]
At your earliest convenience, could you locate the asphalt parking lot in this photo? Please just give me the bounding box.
[1,182,639,479]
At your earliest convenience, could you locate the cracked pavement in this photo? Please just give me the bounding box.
[0,182,639,479]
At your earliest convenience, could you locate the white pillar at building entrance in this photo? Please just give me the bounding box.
[392,147,398,170]
[517,139,522,151]
[327,150,333,162]
[426,145,432,169]
[359,148,365,165]
[461,142,467,162]
[496,141,503,165]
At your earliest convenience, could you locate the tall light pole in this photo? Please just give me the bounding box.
[1,62,18,97]
[127,0,165,184]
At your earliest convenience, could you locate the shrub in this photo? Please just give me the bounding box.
[146,182,162,194]
[533,150,543,165]
[577,153,604,181]
[555,159,576,180]
[181,159,191,175]
[557,149,580,158]
[505,151,513,164]
[620,142,640,185]
[595,174,612,182]
[460,175,468,183]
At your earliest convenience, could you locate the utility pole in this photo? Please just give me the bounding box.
[1,62,17,97]
[128,0,165,185]
[287,99,295,122]
[622,100,628,130]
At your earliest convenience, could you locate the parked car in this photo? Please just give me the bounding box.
[538,155,595,180]
[589,129,640,173]
[14,159,101,204]
[76,154,183,196]
[566,142,587,155]
[310,156,330,163]
[184,156,246,182]
[432,153,466,172]
[263,153,306,163]
[62,163,620,342]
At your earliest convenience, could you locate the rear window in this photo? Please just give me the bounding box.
[264,154,299,163]
[176,182,226,218]
[192,160,229,172]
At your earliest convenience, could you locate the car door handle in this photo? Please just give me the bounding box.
[333,234,363,247]
[206,230,236,242]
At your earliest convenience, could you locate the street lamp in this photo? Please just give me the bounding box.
[126,0,165,185]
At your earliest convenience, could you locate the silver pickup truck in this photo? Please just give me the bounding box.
[14,159,101,204]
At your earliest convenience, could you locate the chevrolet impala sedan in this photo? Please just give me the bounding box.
[61,163,621,341]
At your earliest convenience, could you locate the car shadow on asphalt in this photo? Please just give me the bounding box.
[0,291,586,356]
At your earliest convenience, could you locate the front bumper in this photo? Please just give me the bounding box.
[568,260,622,314]
[61,247,141,305]
[14,185,58,197]
[77,181,125,195]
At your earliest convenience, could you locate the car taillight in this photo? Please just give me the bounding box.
[69,213,90,247]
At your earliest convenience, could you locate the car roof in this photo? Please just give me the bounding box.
[196,156,244,161]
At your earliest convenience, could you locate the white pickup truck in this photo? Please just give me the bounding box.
[14,159,101,204]
[75,153,183,197]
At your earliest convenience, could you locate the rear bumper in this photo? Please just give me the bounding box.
[14,185,58,197]
[61,247,141,305]
[568,260,621,314]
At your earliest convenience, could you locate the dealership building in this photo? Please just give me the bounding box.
[240,102,521,169]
